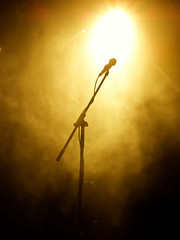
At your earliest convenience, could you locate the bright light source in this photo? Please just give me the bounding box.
[82,29,86,33]
[91,9,135,67]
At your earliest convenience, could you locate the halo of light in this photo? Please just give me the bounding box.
[91,9,135,67]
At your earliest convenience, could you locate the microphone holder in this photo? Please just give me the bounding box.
[56,70,110,239]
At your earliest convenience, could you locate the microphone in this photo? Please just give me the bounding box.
[98,58,117,77]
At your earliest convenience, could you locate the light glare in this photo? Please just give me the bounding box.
[91,9,134,66]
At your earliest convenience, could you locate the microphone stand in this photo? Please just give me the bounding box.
[56,70,110,239]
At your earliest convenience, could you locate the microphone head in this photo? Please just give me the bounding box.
[109,58,117,66]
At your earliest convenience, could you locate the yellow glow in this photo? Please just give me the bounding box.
[91,9,135,66]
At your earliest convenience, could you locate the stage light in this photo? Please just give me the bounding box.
[91,9,135,67]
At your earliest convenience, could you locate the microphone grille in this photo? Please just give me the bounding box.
[109,58,117,66]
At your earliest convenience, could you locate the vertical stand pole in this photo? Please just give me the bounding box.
[77,120,88,239]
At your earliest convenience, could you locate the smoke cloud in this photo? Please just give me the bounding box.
[0,1,179,239]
